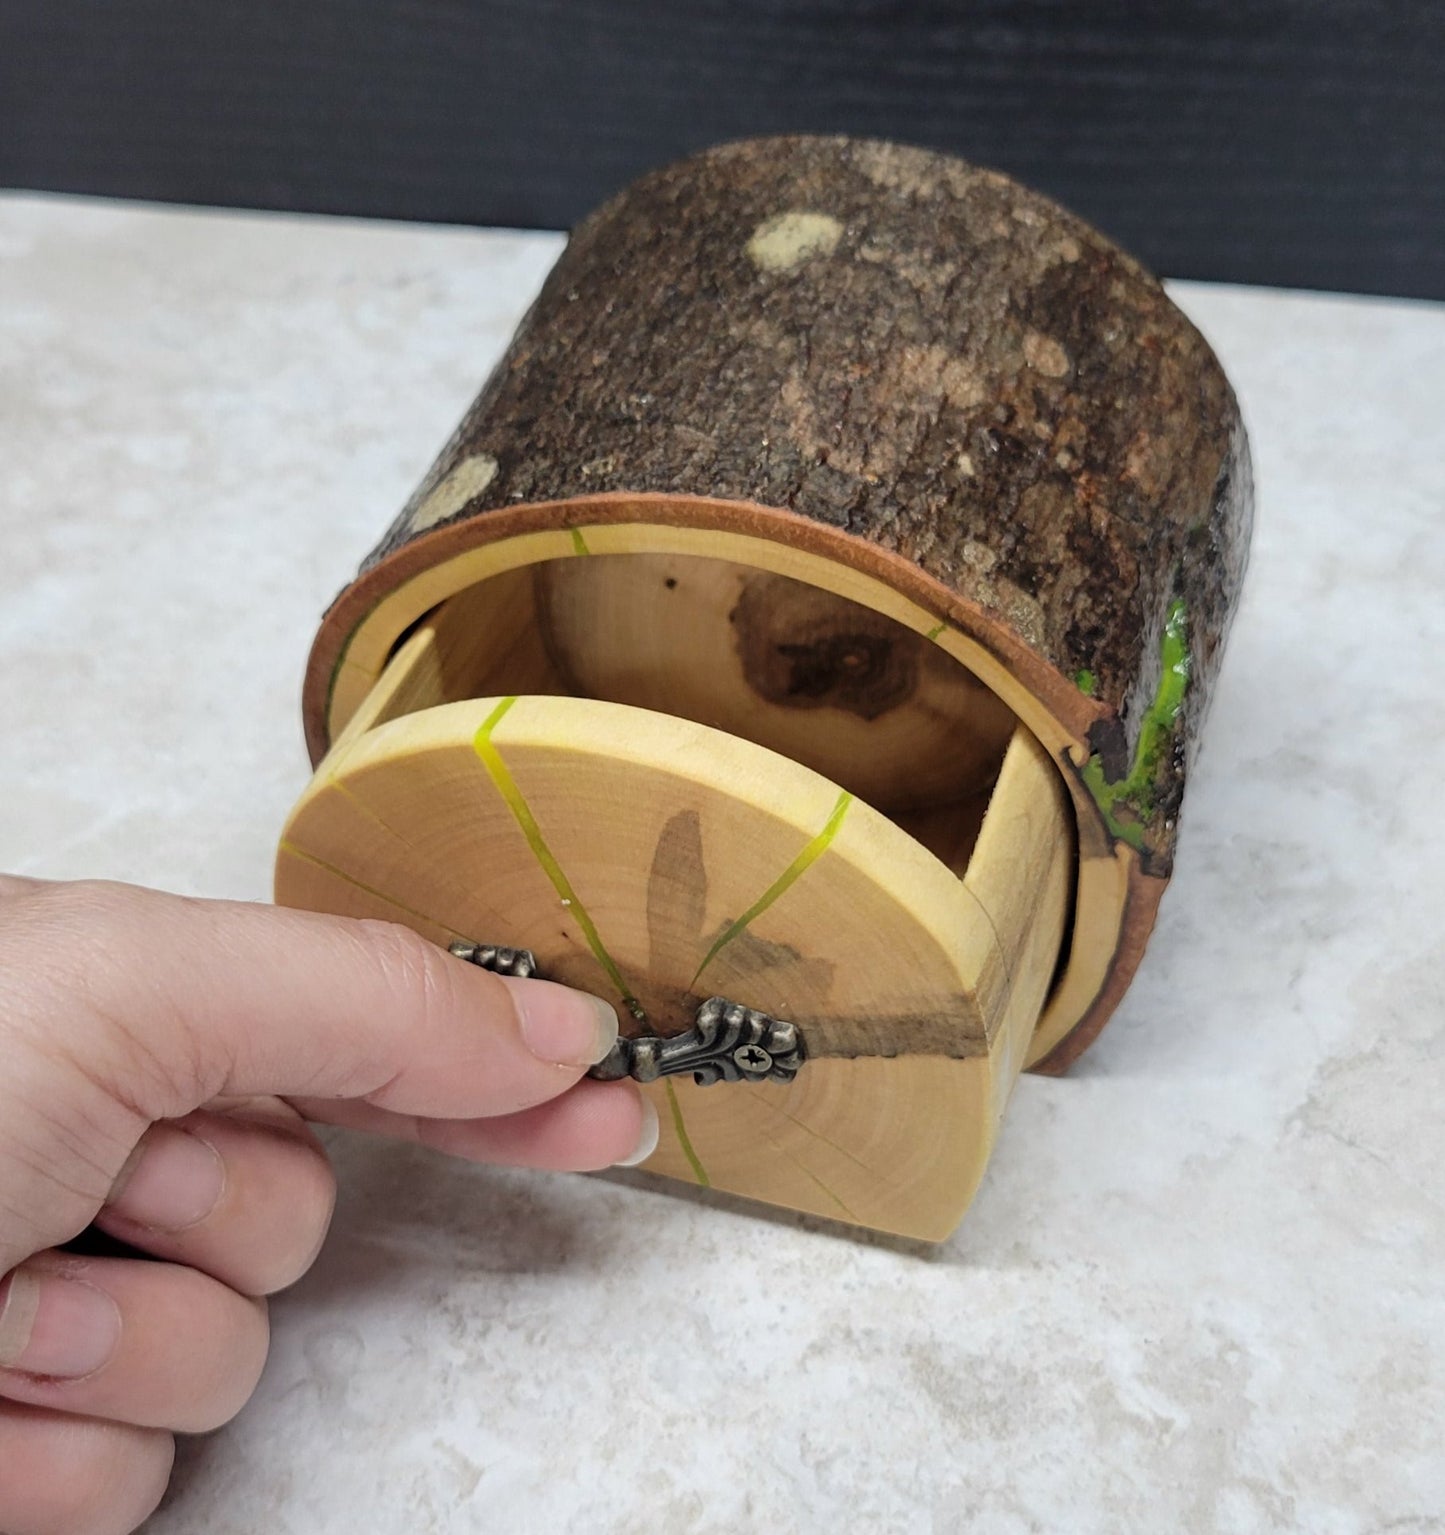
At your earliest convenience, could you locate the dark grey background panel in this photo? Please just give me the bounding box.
[1,0,1441,298]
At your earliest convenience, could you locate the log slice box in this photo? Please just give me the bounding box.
[277,136,1252,1241]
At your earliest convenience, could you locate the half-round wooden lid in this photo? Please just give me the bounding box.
[278,683,1070,1240]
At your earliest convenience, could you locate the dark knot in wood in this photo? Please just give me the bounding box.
[731,572,918,720]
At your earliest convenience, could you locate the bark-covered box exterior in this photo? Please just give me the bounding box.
[306,135,1253,1066]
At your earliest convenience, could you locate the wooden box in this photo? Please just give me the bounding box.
[278,137,1252,1241]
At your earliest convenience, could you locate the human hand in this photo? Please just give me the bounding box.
[0,876,653,1535]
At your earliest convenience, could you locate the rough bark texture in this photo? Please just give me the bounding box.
[346,134,1252,874]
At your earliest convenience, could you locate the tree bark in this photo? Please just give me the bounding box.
[349,135,1251,874]
[303,135,1253,1069]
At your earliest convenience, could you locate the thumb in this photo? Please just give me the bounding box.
[0,878,621,1269]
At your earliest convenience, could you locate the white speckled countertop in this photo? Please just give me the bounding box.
[2,191,1442,1534]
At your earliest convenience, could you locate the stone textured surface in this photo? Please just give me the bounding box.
[2,192,1442,1533]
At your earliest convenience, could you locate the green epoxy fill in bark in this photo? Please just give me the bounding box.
[1081,600,1191,852]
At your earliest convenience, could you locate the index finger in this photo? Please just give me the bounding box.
[2,879,621,1122]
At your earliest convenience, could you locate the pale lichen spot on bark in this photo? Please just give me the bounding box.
[961,580,1045,650]
[987,578,1048,649]
[891,344,988,410]
[778,370,839,467]
[856,238,955,294]
[852,140,983,200]
[747,211,843,272]
[852,141,936,197]
[1023,330,1072,378]
[960,540,998,574]
[1124,432,1171,497]
[410,452,499,531]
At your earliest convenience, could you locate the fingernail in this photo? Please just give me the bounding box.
[0,1267,121,1380]
[107,1124,226,1232]
[511,980,619,1067]
[615,1096,660,1167]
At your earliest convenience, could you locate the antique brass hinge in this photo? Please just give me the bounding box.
[448,940,806,1086]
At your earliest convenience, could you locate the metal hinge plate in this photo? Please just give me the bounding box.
[448,940,805,1086]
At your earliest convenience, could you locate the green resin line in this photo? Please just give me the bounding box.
[278,840,463,939]
[790,1156,860,1223]
[569,527,591,556]
[690,789,853,987]
[1081,598,1191,852]
[758,1121,860,1222]
[472,696,637,1008]
[924,620,947,642]
[768,1102,875,1173]
[330,781,498,932]
[333,778,422,849]
[664,1080,710,1186]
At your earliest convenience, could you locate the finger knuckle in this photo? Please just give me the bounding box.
[13,879,151,953]
[0,879,210,1117]
[262,1138,337,1294]
[0,880,116,1012]
[73,1424,175,1535]
[356,918,471,1039]
[0,1409,173,1535]
[188,1289,270,1431]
